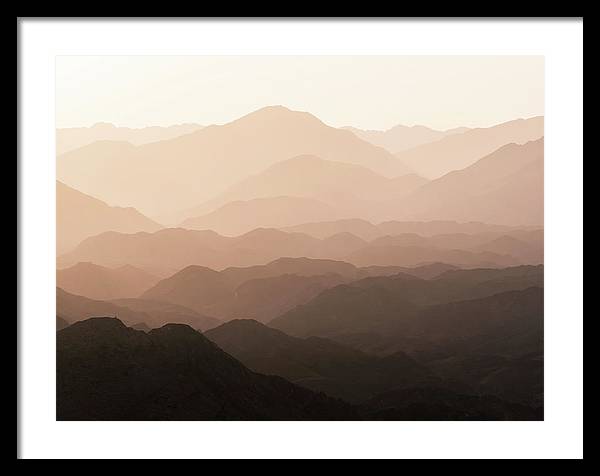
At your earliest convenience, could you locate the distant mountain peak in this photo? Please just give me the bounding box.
[179,264,221,273]
[59,106,413,218]
[233,105,323,125]
[216,318,271,332]
[65,316,125,332]
[149,322,199,337]
[395,117,544,179]
[56,181,161,254]
[237,227,291,239]
[255,104,292,113]
[324,231,367,243]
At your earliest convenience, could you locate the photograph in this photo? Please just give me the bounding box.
[55,55,545,421]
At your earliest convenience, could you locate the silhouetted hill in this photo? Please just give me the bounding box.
[207,274,348,323]
[395,116,543,179]
[342,229,541,268]
[141,259,351,322]
[57,181,161,254]
[345,244,518,268]
[108,298,222,331]
[178,155,427,225]
[282,218,382,241]
[473,235,542,263]
[344,124,470,154]
[270,266,543,340]
[57,287,220,331]
[377,220,516,237]
[56,122,203,155]
[358,262,459,280]
[58,225,540,274]
[57,317,358,420]
[140,258,467,322]
[282,218,538,242]
[205,319,444,403]
[393,139,544,226]
[221,257,359,287]
[57,262,161,300]
[58,105,413,218]
[320,232,369,258]
[406,287,544,358]
[140,265,232,312]
[181,196,343,236]
[57,228,323,274]
[270,279,543,407]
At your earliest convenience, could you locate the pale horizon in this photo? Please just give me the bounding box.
[57,106,544,133]
[56,56,544,131]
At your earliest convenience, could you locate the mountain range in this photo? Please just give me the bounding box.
[139,257,452,322]
[205,319,450,403]
[57,181,161,254]
[57,225,542,276]
[343,124,470,154]
[206,316,542,411]
[177,136,542,229]
[57,262,161,300]
[53,256,488,327]
[137,259,540,328]
[56,287,220,331]
[395,116,543,179]
[54,105,545,422]
[390,139,544,225]
[177,155,428,226]
[270,265,543,345]
[56,122,203,155]
[56,110,544,251]
[57,317,540,420]
[181,196,344,236]
[57,318,357,420]
[281,218,524,240]
[266,270,543,407]
[57,106,413,218]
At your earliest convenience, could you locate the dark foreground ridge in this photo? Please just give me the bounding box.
[57,317,357,421]
[58,317,540,421]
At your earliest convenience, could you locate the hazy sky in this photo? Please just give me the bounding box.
[56,56,544,131]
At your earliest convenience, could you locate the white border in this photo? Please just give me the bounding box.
[18,19,583,459]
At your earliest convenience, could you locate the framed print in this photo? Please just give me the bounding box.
[17,18,583,460]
